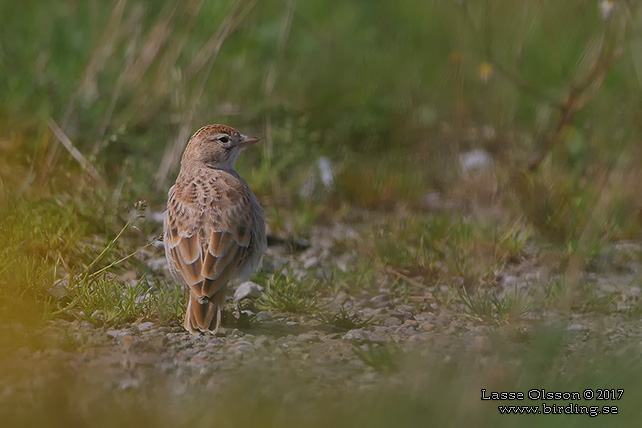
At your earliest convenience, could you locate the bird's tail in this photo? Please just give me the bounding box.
[184,288,227,334]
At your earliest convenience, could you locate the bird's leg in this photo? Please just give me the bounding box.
[214,305,222,332]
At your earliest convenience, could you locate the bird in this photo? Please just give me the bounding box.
[164,124,266,334]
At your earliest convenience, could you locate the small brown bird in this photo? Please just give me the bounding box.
[164,124,266,334]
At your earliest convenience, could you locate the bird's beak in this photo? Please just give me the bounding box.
[237,134,260,148]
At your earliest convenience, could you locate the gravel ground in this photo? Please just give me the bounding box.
[1,221,641,405]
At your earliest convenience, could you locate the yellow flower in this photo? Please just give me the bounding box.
[479,61,493,83]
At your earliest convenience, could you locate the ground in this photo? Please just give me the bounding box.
[2,215,641,427]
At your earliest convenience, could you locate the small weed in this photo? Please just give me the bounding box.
[353,344,399,373]
[539,278,617,314]
[316,306,378,330]
[150,280,185,325]
[60,274,184,326]
[541,277,564,307]
[573,285,617,314]
[458,287,532,326]
[431,285,459,308]
[260,273,319,314]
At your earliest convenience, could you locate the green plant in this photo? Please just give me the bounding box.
[316,306,378,330]
[370,215,529,292]
[458,287,532,326]
[353,344,399,373]
[59,274,183,326]
[260,273,319,314]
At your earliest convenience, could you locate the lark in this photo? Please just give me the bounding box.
[164,124,266,334]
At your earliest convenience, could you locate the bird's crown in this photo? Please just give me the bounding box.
[191,124,240,141]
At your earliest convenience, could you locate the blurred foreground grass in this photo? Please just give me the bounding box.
[1,0,642,426]
[2,323,641,427]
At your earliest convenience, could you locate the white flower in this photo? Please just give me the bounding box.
[599,0,615,20]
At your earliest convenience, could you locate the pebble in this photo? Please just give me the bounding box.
[119,378,141,390]
[234,281,264,302]
[567,324,590,332]
[383,317,402,327]
[420,322,436,331]
[136,322,155,332]
[303,257,319,269]
[255,311,272,322]
[343,329,387,344]
[227,341,255,352]
[107,330,127,339]
[414,313,435,322]
[297,333,320,343]
[370,295,389,303]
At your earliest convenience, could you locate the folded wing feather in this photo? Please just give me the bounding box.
[166,182,254,299]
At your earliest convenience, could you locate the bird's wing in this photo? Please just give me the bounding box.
[165,176,254,299]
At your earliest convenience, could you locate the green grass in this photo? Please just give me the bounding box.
[0,190,182,328]
[315,306,379,331]
[259,272,319,314]
[60,274,184,326]
[458,287,533,326]
[367,214,530,291]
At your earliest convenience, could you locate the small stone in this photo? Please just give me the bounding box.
[414,313,434,322]
[136,321,155,332]
[255,336,272,349]
[370,294,389,303]
[502,275,520,287]
[459,149,493,172]
[567,324,589,332]
[241,310,255,319]
[106,330,127,339]
[255,311,272,322]
[303,257,319,269]
[343,329,386,344]
[297,333,320,342]
[334,291,351,306]
[383,317,402,327]
[234,281,264,302]
[227,341,254,353]
[335,253,351,272]
[420,322,436,332]
[390,311,414,321]
[119,378,141,390]
[47,279,70,300]
[420,191,445,212]
[229,329,245,337]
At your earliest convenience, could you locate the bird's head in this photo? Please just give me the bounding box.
[181,124,260,169]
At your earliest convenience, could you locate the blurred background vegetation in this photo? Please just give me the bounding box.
[2,0,640,219]
[1,0,642,426]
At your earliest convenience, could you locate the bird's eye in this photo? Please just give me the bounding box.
[219,136,229,144]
